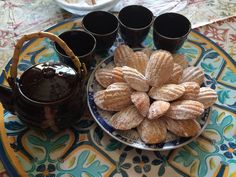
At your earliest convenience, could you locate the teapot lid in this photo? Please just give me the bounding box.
[19,62,78,103]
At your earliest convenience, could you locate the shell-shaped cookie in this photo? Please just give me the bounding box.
[122,66,149,92]
[172,53,189,69]
[180,82,200,100]
[109,105,144,130]
[165,100,204,120]
[107,82,132,92]
[164,117,201,137]
[197,87,217,108]
[148,84,185,101]
[112,67,124,81]
[95,68,113,88]
[137,118,167,144]
[167,63,183,84]
[180,66,205,85]
[95,67,124,88]
[141,47,153,59]
[145,50,174,87]
[148,101,170,120]
[126,51,148,75]
[114,45,134,66]
[131,92,150,117]
[94,85,132,111]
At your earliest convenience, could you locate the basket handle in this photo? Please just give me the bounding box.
[9,31,87,81]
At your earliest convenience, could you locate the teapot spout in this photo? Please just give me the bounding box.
[0,84,15,114]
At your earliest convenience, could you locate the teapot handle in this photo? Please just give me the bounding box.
[9,31,87,81]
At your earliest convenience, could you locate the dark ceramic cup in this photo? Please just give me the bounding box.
[153,13,191,52]
[82,11,119,52]
[54,30,96,70]
[118,5,153,47]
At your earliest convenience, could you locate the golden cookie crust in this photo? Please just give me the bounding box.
[145,50,174,87]
[109,105,144,130]
[137,118,167,144]
[172,53,189,69]
[180,82,200,100]
[197,87,217,108]
[165,100,204,120]
[180,66,205,85]
[167,63,183,84]
[131,92,150,117]
[126,51,148,75]
[149,84,185,101]
[164,117,201,137]
[95,67,124,88]
[148,101,170,120]
[94,83,132,111]
[141,47,153,59]
[122,66,149,92]
[114,44,134,66]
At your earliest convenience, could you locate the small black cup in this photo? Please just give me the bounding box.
[153,13,191,52]
[118,5,153,47]
[82,11,119,52]
[54,30,96,70]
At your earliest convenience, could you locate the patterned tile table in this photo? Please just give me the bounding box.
[0,1,235,177]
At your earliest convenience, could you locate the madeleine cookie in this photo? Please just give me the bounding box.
[122,66,149,92]
[180,82,200,100]
[167,63,183,84]
[145,50,174,87]
[148,101,170,120]
[95,67,124,88]
[180,66,205,85]
[165,100,204,120]
[137,118,167,144]
[131,92,150,117]
[126,51,148,75]
[107,82,133,92]
[164,117,201,137]
[141,47,153,59]
[112,67,124,80]
[148,84,185,101]
[109,105,144,130]
[94,84,132,111]
[197,87,217,108]
[114,44,134,66]
[95,68,113,88]
[172,53,189,69]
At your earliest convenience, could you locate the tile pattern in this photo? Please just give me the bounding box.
[0,0,236,176]
[0,17,235,177]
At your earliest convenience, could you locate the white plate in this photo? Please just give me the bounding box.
[54,0,120,15]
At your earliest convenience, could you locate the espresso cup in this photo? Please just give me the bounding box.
[153,13,191,52]
[118,5,153,47]
[54,30,96,70]
[82,11,119,52]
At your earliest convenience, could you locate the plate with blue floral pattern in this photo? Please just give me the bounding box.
[87,52,212,151]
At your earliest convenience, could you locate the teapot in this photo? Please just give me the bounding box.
[0,32,87,132]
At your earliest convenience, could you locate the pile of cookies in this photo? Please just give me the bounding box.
[93,44,217,144]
